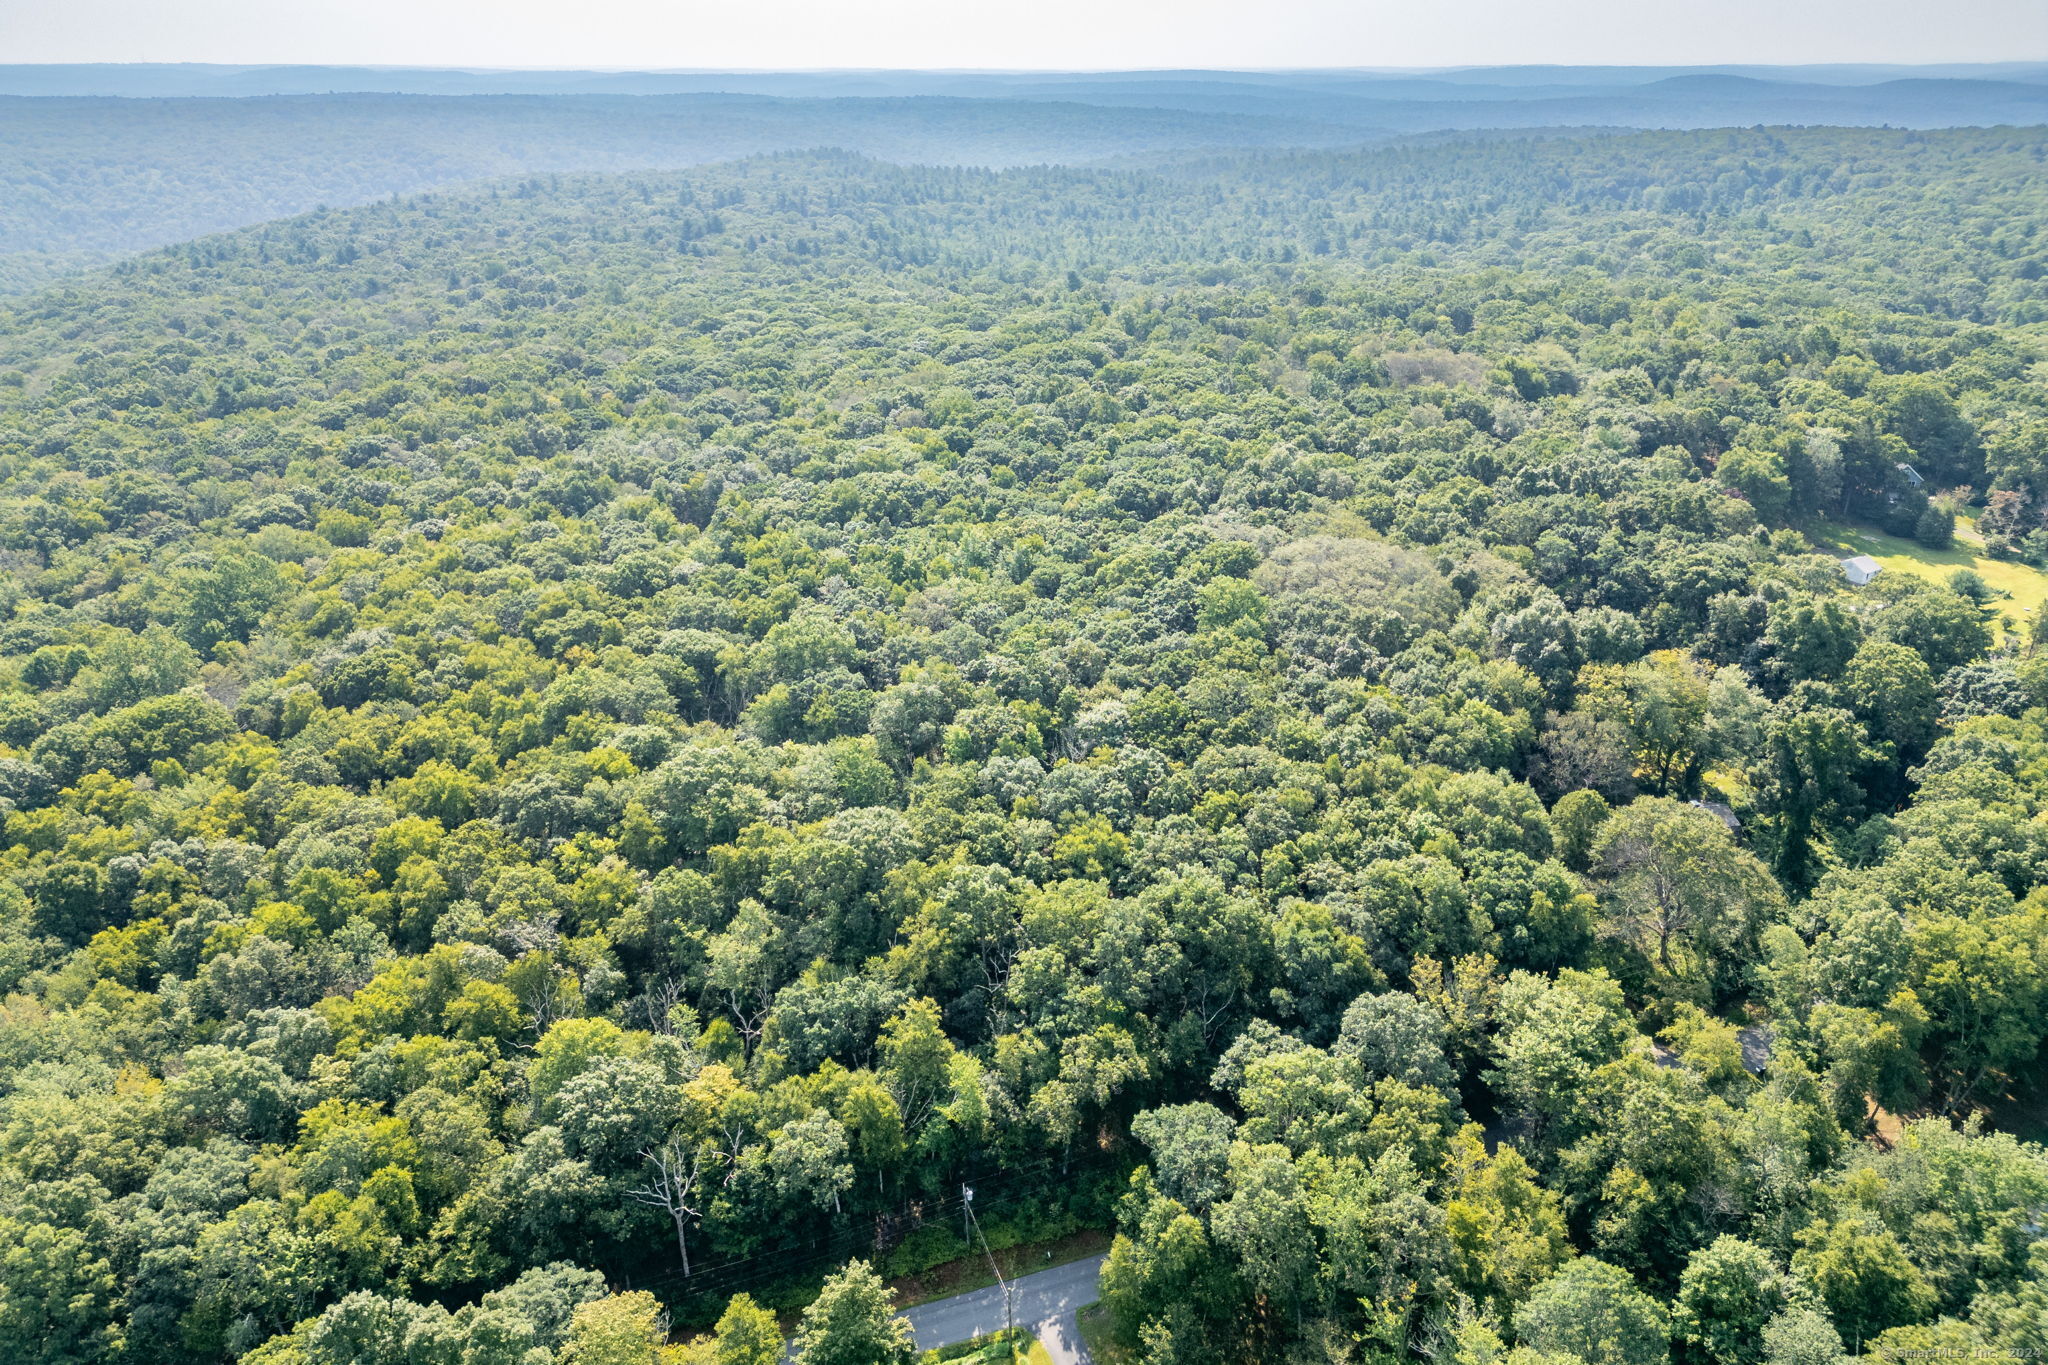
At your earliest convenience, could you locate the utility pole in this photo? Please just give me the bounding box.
[962,1185,1017,1362]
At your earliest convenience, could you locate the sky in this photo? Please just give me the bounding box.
[2,0,2045,70]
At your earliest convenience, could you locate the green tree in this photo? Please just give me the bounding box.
[1913,504,1954,550]
[1208,1143,1317,1317]
[1442,1130,1571,1314]
[1488,969,1636,1142]
[1791,1218,1935,1348]
[1517,1258,1670,1365]
[1550,789,1612,873]
[1840,640,1938,763]
[1720,448,1792,525]
[1592,798,1785,991]
[560,1291,668,1365]
[1760,1307,1845,1365]
[0,1218,124,1365]
[790,1261,914,1365]
[1757,694,1875,893]
[1873,587,1991,677]
[1674,1237,1802,1365]
[704,1293,781,1365]
[1131,1102,1237,1211]
[169,549,285,651]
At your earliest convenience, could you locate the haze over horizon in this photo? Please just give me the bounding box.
[4,0,2045,72]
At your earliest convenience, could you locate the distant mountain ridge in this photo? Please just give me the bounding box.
[0,63,2043,294]
[0,92,1373,294]
[2,61,2046,102]
[4,64,2040,131]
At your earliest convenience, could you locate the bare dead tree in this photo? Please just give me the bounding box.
[637,974,686,1034]
[629,1134,712,1278]
[511,953,574,1039]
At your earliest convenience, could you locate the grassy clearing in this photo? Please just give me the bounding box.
[919,1326,1053,1365]
[1810,517,2048,634]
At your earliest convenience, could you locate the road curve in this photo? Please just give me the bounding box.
[901,1254,1105,1363]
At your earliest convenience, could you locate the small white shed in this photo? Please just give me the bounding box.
[1840,554,1882,586]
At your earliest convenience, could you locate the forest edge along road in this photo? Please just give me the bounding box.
[781,1256,1103,1364]
[903,1255,1105,1364]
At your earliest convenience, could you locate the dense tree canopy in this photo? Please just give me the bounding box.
[0,125,2046,1364]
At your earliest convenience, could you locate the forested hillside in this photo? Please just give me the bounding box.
[0,94,1363,295]
[4,66,2045,297]
[1,126,2048,1364]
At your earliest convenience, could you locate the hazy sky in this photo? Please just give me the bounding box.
[2,0,2044,70]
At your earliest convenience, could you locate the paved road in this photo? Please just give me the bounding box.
[902,1254,1104,1364]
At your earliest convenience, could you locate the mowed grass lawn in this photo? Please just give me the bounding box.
[1810,517,2048,629]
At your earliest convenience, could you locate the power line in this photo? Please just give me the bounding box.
[639,1169,1063,1298]
[628,1149,1128,1303]
[650,1151,1077,1287]
[963,1182,1017,1362]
